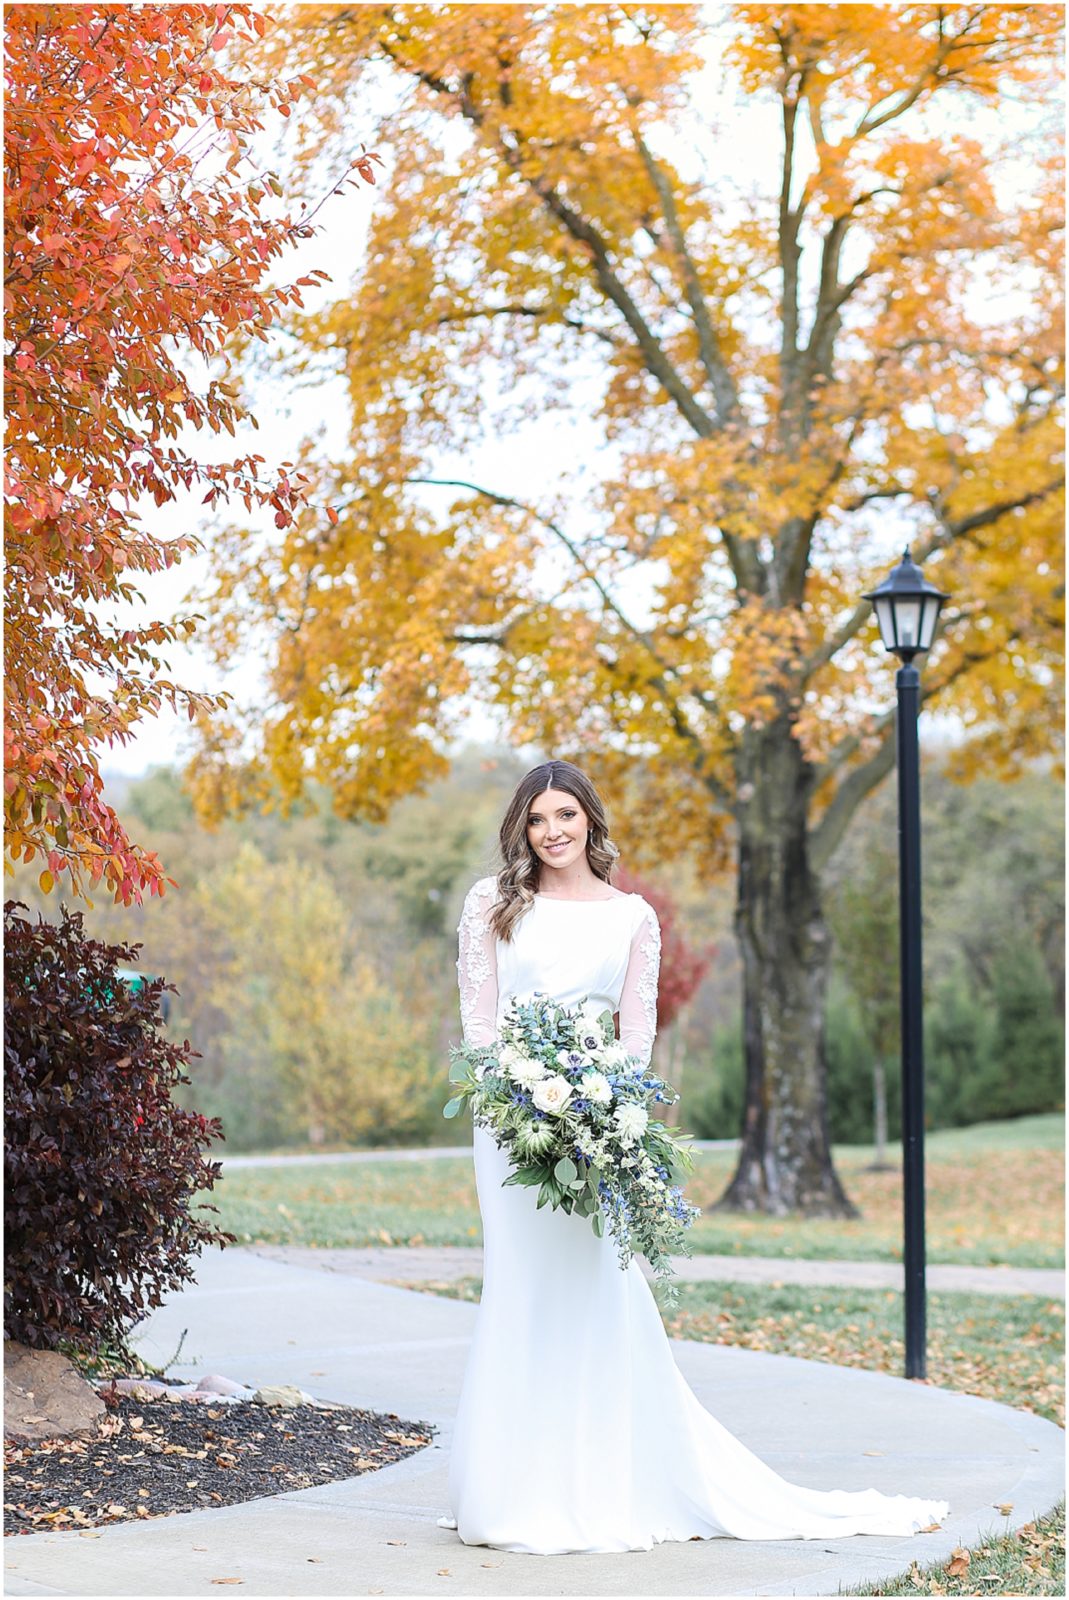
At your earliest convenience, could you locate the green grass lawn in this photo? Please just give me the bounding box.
[846,1501,1065,1598]
[390,1276,1065,1429]
[204,1113,1065,1268]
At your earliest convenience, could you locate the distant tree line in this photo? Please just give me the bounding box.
[7,744,1062,1153]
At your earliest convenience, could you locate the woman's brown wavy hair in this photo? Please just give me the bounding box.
[487,760,621,943]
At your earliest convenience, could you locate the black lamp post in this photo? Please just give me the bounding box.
[862,547,949,1379]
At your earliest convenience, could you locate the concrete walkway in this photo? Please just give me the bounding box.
[4,1246,1062,1598]
[248,1241,1066,1300]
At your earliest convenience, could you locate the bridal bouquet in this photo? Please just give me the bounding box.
[444,992,701,1304]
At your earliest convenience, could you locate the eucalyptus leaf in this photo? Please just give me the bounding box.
[502,1166,547,1189]
[442,1096,463,1118]
[448,1059,469,1083]
[554,1155,578,1186]
[592,1210,605,1237]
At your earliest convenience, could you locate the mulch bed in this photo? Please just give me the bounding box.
[4,1391,437,1537]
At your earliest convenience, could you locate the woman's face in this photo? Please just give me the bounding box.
[525,787,589,872]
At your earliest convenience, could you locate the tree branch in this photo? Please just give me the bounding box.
[851,28,957,139]
[632,131,739,425]
[800,474,1065,682]
[406,474,733,807]
[377,37,719,443]
[810,703,896,788]
[433,302,619,347]
[778,94,803,414]
[808,612,1030,870]
[809,725,897,872]
[937,476,1066,542]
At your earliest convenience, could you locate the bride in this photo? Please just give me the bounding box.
[436,758,951,1555]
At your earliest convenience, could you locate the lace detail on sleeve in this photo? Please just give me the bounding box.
[618,899,661,1070]
[456,877,499,1049]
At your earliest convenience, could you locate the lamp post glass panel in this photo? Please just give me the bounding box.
[861,548,949,1380]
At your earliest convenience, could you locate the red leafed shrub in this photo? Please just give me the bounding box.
[3,900,236,1356]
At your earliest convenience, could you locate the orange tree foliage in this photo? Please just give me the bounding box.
[194,4,1063,871]
[3,4,378,905]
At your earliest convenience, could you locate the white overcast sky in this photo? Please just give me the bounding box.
[101,7,1050,776]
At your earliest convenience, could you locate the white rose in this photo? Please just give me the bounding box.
[603,1041,631,1069]
[499,1043,523,1069]
[532,1074,575,1116]
[579,1070,613,1106]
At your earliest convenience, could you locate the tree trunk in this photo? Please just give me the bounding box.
[713,718,859,1217]
[658,1019,683,1127]
[864,1056,895,1173]
[873,1057,888,1165]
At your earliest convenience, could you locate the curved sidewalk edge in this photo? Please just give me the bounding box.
[4,1245,1064,1599]
[248,1240,1066,1299]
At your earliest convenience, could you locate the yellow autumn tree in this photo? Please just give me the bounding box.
[192,5,1064,1214]
[181,842,442,1148]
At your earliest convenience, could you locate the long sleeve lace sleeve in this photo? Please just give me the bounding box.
[456,877,500,1049]
[618,899,661,1070]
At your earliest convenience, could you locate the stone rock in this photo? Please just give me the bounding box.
[104,1377,169,1402]
[195,1374,256,1398]
[162,1384,202,1402]
[252,1383,313,1409]
[4,1341,107,1443]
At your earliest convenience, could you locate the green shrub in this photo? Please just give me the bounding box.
[924,962,998,1128]
[988,944,1065,1118]
[680,952,1057,1148]
[682,1019,745,1140]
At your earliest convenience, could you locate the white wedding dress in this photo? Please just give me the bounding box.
[436,876,951,1555]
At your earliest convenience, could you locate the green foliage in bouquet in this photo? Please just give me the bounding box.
[445,993,701,1303]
